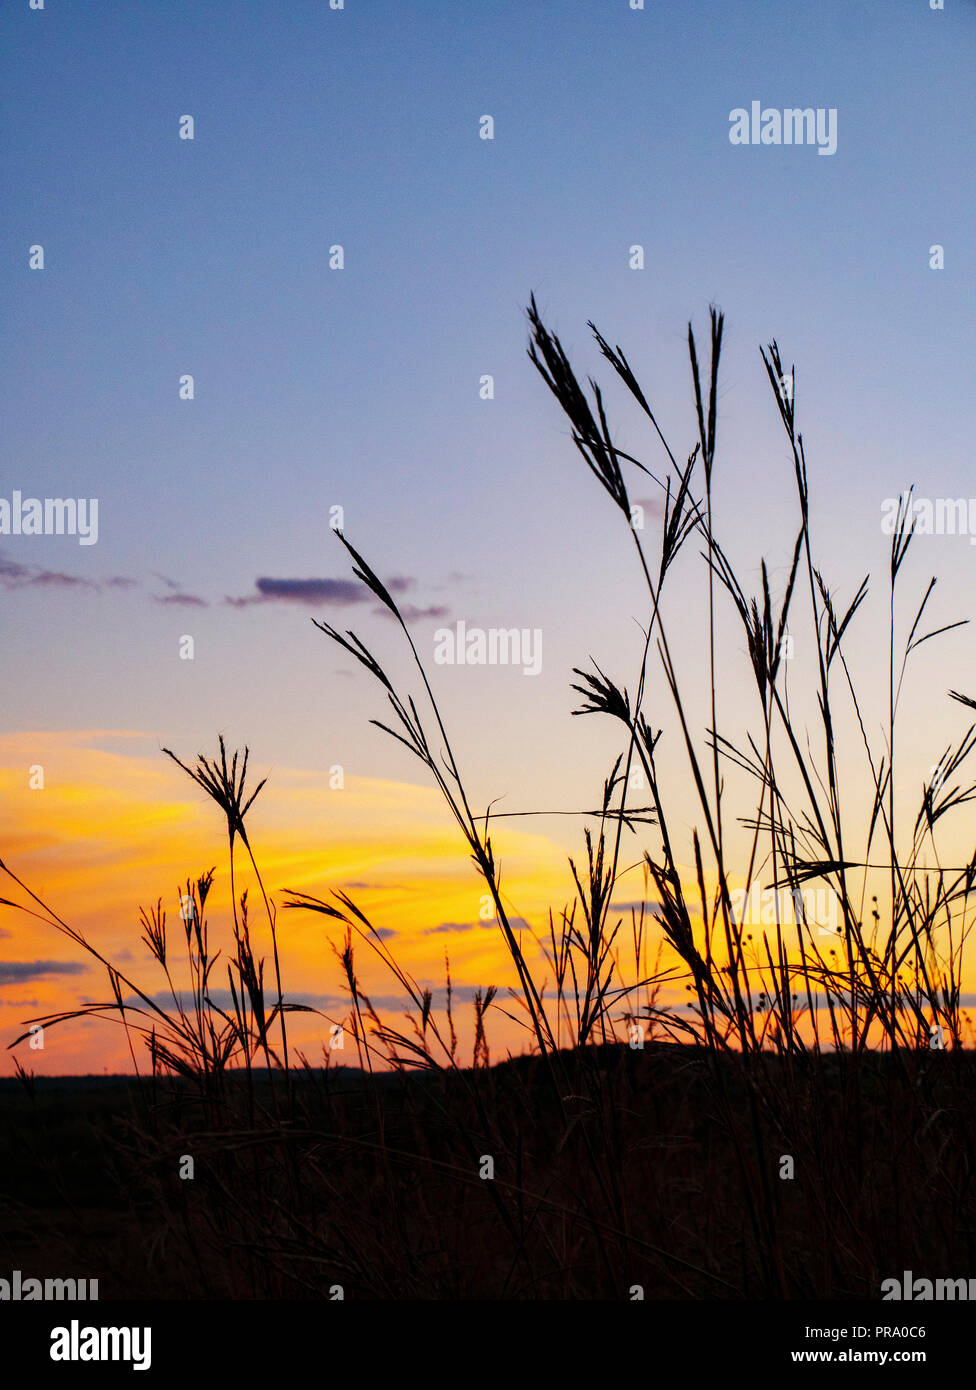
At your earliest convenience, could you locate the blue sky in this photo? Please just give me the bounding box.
[2,0,974,842]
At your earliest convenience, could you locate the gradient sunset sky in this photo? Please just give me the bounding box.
[2,0,975,1072]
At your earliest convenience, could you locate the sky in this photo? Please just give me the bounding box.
[2,0,975,1072]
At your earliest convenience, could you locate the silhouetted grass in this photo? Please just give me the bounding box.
[3,298,975,1297]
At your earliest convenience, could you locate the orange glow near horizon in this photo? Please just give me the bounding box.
[3,731,974,1076]
[0,730,588,1074]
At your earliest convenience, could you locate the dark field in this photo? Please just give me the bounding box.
[2,1045,973,1300]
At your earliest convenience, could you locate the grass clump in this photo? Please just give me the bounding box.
[3,297,975,1298]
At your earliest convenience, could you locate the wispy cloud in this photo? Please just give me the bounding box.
[424,918,528,935]
[0,550,140,595]
[374,603,451,622]
[152,592,208,607]
[344,881,410,891]
[0,553,97,592]
[0,960,87,985]
[632,495,666,521]
[424,921,483,935]
[129,982,498,1015]
[226,575,417,609]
